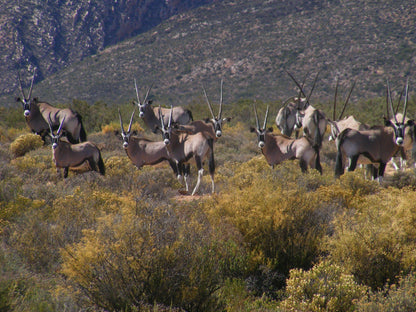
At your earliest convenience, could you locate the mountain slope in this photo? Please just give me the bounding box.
[2,0,416,108]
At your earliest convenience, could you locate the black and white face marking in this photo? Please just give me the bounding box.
[118,108,136,149]
[134,79,153,119]
[17,71,36,117]
[121,131,131,148]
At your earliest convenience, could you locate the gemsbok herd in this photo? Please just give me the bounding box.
[15,70,415,194]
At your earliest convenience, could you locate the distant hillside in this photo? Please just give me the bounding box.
[0,0,217,96]
[1,0,415,108]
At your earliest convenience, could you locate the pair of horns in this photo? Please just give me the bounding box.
[18,69,36,100]
[253,101,269,131]
[286,70,319,108]
[158,105,173,131]
[134,78,153,105]
[47,113,66,136]
[202,79,223,120]
[333,77,356,120]
[118,108,135,134]
[386,79,409,124]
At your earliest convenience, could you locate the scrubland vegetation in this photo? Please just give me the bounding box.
[1,97,416,311]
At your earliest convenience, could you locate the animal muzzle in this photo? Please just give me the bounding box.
[123,141,129,148]
[216,130,222,138]
[258,141,265,148]
[396,137,404,145]
[164,138,170,145]
[24,110,30,117]
[139,111,145,118]
[52,142,58,149]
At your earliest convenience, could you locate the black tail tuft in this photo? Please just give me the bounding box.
[76,113,87,142]
[313,110,322,149]
[335,130,348,177]
[187,109,194,122]
[314,146,322,174]
[98,152,105,176]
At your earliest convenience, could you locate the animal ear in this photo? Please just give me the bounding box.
[204,118,211,123]
[224,117,232,122]
[132,130,138,135]
[250,126,256,133]
[148,100,153,105]
[384,117,393,127]
[114,130,120,136]
[407,120,414,126]
[268,127,274,132]
[33,97,38,103]
[15,97,21,102]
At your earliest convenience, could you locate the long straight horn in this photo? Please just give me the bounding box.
[127,108,136,133]
[57,116,66,135]
[169,105,173,128]
[338,79,356,120]
[134,78,141,104]
[402,78,409,123]
[394,84,405,115]
[17,72,27,99]
[143,83,154,104]
[286,70,308,102]
[47,113,54,134]
[387,79,398,123]
[118,108,125,133]
[158,106,166,131]
[263,105,269,130]
[218,79,223,119]
[253,101,260,130]
[333,77,339,120]
[27,69,36,100]
[306,70,320,104]
[203,85,216,119]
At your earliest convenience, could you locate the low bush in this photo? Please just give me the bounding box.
[280,260,368,312]
[9,133,43,158]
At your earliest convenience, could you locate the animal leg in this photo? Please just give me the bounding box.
[299,158,308,173]
[56,167,62,179]
[183,164,190,192]
[378,163,386,181]
[63,167,69,179]
[347,155,359,172]
[191,156,203,196]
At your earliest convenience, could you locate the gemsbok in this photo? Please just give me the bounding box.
[335,80,414,180]
[251,103,322,174]
[16,71,87,143]
[159,106,215,195]
[327,78,370,141]
[118,108,178,173]
[287,71,328,149]
[48,116,104,179]
[133,79,193,133]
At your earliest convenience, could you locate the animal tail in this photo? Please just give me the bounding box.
[313,110,322,149]
[76,113,87,142]
[335,129,348,177]
[187,109,194,122]
[98,151,105,176]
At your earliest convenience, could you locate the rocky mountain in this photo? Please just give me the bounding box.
[1,0,415,108]
[0,0,217,96]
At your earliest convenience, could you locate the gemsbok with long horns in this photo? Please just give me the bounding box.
[16,71,87,143]
[335,80,414,180]
[385,80,416,170]
[287,71,327,149]
[118,108,178,173]
[251,103,322,174]
[159,106,215,195]
[133,79,193,133]
[48,116,104,179]
[327,78,370,141]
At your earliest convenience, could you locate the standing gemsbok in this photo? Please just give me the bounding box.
[48,115,104,179]
[16,71,87,143]
[133,79,193,133]
[159,106,215,195]
[250,103,322,174]
[335,80,414,180]
[118,108,178,174]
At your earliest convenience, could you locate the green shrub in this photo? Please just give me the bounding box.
[327,188,416,289]
[61,201,247,312]
[9,133,43,158]
[280,260,368,312]
[356,272,416,312]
